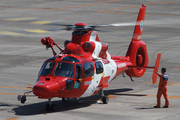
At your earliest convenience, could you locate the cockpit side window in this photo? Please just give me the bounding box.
[83,62,94,78]
[95,61,104,74]
[76,64,82,79]
[73,64,82,89]
[54,62,74,78]
[39,61,56,76]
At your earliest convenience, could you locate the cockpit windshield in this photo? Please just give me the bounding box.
[54,62,74,78]
[39,61,56,76]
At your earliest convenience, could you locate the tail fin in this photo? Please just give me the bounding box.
[132,4,146,41]
[126,4,148,77]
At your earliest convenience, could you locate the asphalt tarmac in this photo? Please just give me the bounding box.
[0,0,180,120]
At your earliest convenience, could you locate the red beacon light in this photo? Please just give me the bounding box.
[75,23,87,26]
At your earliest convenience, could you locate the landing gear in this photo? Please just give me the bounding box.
[101,96,109,104]
[46,98,56,112]
[100,89,109,104]
[17,91,32,104]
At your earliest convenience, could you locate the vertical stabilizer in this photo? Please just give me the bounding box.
[126,4,148,77]
[132,4,146,41]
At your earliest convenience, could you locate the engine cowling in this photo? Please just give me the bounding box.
[126,41,149,77]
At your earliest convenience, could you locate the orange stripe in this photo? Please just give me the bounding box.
[0,86,32,89]
[0,93,17,95]
[6,118,19,120]
[97,1,163,13]
[0,7,48,11]
[146,95,180,99]
[173,68,180,70]
[52,0,120,11]
[108,95,116,98]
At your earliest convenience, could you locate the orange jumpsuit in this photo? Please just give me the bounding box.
[156,73,169,107]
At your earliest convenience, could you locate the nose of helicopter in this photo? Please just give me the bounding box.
[33,81,60,97]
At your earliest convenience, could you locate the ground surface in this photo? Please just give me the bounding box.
[0,0,180,120]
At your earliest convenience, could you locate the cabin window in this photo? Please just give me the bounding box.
[83,62,94,78]
[74,80,81,89]
[95,61,104,74]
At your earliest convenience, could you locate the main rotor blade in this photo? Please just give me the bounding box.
[91,22,136,28]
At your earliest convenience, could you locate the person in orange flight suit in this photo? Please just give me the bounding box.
[154,68,169,108]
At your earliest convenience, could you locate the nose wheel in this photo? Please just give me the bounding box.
[17,91,32,104]
[17,95,27,104]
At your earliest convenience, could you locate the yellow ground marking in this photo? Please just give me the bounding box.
[97,1,163,13]
[6,118,19,120]
[52,0,120,11]
[25,29,50,33]
[146,95,180,99]
[0,31,25,36]
[0,86,32,89]
[30,21,53,25]
[4,17,36,21]
[0,93,17,95]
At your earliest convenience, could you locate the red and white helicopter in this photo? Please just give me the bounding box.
[18,4,161,111]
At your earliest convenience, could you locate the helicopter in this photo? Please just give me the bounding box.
[17,4,161,111]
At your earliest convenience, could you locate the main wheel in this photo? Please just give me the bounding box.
[101,96,109,104]
[51,104,56,112]
[46,104,50,111]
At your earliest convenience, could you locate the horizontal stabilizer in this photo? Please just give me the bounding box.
[152,54,161,84]
[128,53,161,84]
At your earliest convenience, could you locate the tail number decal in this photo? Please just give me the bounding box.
[117,63,126,69]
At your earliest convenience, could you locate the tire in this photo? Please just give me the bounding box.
[102,96,108,104]
[21,96,26,104]
[51,104,56,112]
[46,104,50,111]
